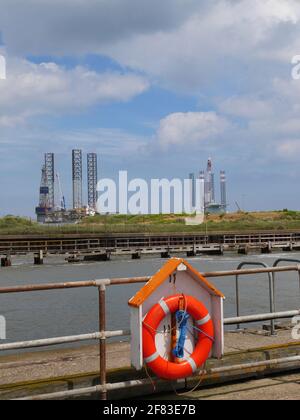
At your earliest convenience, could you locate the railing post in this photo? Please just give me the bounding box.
[269,273,276,336]
[235,261,275,334]
[99,285,107,400]
[298,265,300,298]
[235,274,240,330]
[272,258,300,330]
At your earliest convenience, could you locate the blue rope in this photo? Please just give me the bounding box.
[172,310,190,359]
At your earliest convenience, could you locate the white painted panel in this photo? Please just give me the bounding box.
[130,305,143,370]
[155,314,172,360]
[211,295,224,358]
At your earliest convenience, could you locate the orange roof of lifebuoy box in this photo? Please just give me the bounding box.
[128,258,225,308]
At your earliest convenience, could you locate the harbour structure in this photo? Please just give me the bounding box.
[72,149,83,210]
[87,153,98,211]
[3,230,300,261]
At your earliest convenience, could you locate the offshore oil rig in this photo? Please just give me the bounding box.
[35,151,98,223]
[189,158,227,215]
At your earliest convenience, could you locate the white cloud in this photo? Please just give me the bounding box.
[157,112,229,149]
[0,0,200,55]
[54,128,148,158]
[1,1,300,166]
[218,96,274,119]
[277,139,300,159]
[0,57,149,126]
[99,0,300,93]
[1,0,300,94]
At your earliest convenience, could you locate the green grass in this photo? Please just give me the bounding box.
[1,211,300,235]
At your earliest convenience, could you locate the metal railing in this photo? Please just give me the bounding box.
[235,262,275,334]
[0,264,300,400]
[272,258,300,314]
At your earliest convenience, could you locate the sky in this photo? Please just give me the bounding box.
[1,0,300,216]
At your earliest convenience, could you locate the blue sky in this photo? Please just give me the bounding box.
[1,0,300,216]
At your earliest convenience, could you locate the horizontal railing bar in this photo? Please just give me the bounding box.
[0,281,98,294]
[0,330,130,351]
[17,355,300,400]
[224,310,300,325]
[0,277,151,294]
[209,355,300,374]
[0,265,300,294]
[109,277,150,285]
[2,308,299,352]
[203,265,300,278]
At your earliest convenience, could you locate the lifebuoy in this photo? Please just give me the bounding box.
[143,294,214,380]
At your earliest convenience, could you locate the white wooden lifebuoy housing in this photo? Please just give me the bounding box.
[128,258,225,371]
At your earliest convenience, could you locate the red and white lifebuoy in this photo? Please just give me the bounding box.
[142,294,214,380]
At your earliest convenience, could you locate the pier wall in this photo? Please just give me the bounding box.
[1,231,300,259]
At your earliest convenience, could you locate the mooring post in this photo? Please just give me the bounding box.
[99,284,107,400]
[34,250,44,265]
[1,254,12,267]
[132,252,141,260]
[161,251,171,259]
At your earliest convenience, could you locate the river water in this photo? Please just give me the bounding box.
[0,252,300,346]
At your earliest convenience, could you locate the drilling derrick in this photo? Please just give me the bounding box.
[44,153,55,208]
[87,153,98,211]
[72,149,83,210]
[35,165,53,223]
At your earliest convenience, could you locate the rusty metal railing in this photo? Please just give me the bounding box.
[0,264,300,400]
[235,262,275,333]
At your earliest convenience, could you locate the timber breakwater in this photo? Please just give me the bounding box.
[1,230,300,265]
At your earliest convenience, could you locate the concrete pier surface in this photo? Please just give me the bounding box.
[0,326,299,399]
[158,372,300,400]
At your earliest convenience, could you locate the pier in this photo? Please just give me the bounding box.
[0,261,299,400]
[1,329,300,400]
[1,230,300,263]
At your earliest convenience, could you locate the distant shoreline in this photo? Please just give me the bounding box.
[1,210,300,236]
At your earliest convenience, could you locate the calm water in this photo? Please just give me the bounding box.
[0,252,300,346]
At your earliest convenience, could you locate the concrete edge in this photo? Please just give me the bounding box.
[1,341,300,400]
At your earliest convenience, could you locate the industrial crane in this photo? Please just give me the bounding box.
[56,172,66,211]
[235,201,242,213]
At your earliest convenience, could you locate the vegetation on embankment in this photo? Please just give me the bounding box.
[1,210,300,235]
